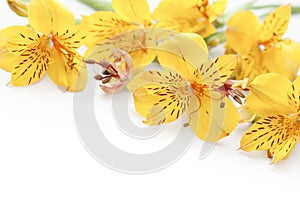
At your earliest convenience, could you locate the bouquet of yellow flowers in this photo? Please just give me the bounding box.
[1,0,300,164]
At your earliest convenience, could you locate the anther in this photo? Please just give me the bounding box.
[233,89,245,98]
[102,76,112,84]
[233,95,243,105]
[94,74,103,80]
[183,123,190,127]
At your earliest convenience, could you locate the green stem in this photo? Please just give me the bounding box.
[205,32,226,48]
[292,6,300,14]
[76,0,112,11]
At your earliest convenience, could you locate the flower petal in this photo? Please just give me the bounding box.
[240,115,292,152]
[130,49,157,70]
[287,76,300,110]
[0,27,17,72]
[153,0,217,37]
[226,10,260,54]
[270,135,297,164]
[157,33,208,81]
[211,54,238,82]
[246,73,296,116]
[129,70,191,125]
[187,93,239,142]
[1,26,51,86]
[262,39,300,80]
[48,49,87,91]
[82,11,136,50]
[206,0,228,22]
[112,0,151,23]
[153,0,192,20]
[28,0,74,33]
[260,5,290,42]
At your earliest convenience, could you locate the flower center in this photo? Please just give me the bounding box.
[191,82,207,96]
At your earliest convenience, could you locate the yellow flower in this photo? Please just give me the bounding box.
[128,33,240,142]
[240,73,300,163]
[153,0,227,38]
[0,0,87,91]
[82,0,160,71]
[225,5,300,82]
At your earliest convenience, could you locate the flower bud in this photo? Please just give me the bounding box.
[7,0,28,17]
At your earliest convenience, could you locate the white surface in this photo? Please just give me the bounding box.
[1,0,300,200]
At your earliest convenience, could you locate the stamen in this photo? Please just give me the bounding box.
[220,101,225,108]
[102,76,112,84]
[94,74,103,80]
[183,123,190,127]
[233,89,245,98]
[232,78,249,90]
[228,90,243,105]
[84,59,97,65]
[233,95,243,105]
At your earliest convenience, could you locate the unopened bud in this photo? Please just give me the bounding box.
[7,0,28,17]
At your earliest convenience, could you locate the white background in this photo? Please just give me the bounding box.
[1,0,300,199]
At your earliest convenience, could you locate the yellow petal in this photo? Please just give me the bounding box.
[226,10,260,54]
[28,0,74,33]
[260,5,291,42]
[128,69,168,92]
[197,21,216,38]
[182,33,208,54]
[287,76,300,110]
[156,14,215,37]
[0,28,17,72]
[82,11,136,49]
[262,39,300,80]
[211,54,237,82]
[112,0,151,23]
[84,28,158,69]
[240,115,291,152]
[129,70,191,125]
[130,48,157,70]
[48,49,87,91]
[0,47,16,72]
[157,32,208,81]
[187,93,239,142]
[246,73,296,117]
[206,0,228,22]
[153,0,192,21]
[270,135,297,164]
[4,29,51,86]
[192,58,233,88]
[1,26,40,52]
[53,24,87,51]
[154,0,213,36]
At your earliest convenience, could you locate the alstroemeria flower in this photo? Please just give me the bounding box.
[82,0,159,68]
[128,34,240,142]
[0,0,87,91]
[84,28,177,94]
[153,0,227,38]
[240,73,300,163]
[226,5,300,82]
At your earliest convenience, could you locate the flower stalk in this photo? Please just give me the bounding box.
[76,0,112,11]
